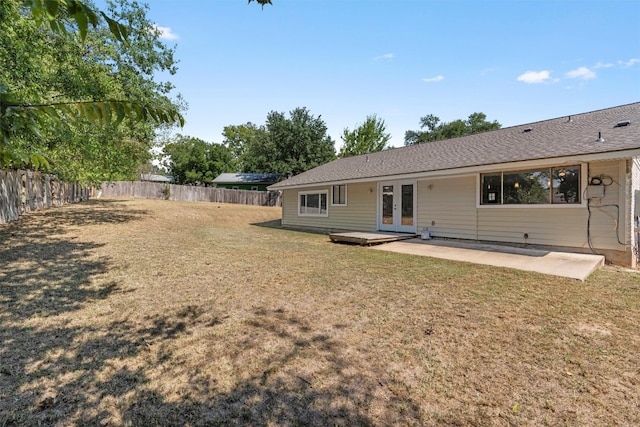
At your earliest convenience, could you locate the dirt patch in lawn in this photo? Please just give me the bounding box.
[1,198,639,426]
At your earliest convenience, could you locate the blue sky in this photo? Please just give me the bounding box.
[139,0,639,148]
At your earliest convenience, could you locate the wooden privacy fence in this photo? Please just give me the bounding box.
[100,181,282,207]
[0,169,90,224]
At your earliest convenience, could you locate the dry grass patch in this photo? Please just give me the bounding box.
[1,198,639,426]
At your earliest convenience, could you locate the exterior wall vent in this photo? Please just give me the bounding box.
[615,120,631,127]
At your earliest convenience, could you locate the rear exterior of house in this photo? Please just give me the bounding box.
[270,103,640,268]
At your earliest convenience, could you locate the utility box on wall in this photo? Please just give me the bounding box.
[586,185,605,199]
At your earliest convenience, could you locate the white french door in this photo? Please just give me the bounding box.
[378,181,416,233]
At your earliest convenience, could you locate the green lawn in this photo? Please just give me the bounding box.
[1,199,638,426]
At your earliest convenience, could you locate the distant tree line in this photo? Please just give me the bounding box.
[404,112,501,145]
[162,110,502,186]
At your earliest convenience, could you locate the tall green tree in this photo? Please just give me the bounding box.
[163,135,233,186]
[221,122,261,171]
[239,107,336,176]
[339,114,390,158]
[0,0,184,182]
[404,112,501,145]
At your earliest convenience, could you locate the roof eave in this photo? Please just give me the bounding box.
[268,148,640,190]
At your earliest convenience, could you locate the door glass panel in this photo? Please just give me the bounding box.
[382,185,394,224]
[401,184,413,226]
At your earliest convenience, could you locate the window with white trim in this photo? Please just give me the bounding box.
[332,184,347,205]
[481,165,581,205]
[299,191,328,216]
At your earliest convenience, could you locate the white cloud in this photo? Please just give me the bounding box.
[516,70,552,84]
[153,24,179,41]
[620,58,640,67]
[565,66,596,80]
[373,53,394,61]
[593,61,615,69]
[422,75,444,83]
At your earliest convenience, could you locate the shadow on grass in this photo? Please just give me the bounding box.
[1,201,421,425]
[116,307,424,426]
[0,199,146,424]
[0,200,148,319]
[250,218,283,229]
[1,305,424,425]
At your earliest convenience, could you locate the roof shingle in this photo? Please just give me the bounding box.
[270,103,640,189]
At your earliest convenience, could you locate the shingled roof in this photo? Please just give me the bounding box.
[213,173,281,184]
[270,102,640,190]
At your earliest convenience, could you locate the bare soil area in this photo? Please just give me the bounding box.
[1,198,638,426]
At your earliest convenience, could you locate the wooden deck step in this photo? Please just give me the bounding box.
[329,232,418,246]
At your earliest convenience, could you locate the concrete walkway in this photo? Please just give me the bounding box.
[371,238,605,281]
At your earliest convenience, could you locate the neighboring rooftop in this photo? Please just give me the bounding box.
[213,173,281,184]
[270,102,640,190]
[140,174,174,183]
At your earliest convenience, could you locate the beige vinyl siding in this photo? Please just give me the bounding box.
[280,160,630,258]
[476,160,626,251]
[281,182,377,231]
[477,208,587,247]
[417,176,477,239]
[585,160,628,251]
[631,158,640,267]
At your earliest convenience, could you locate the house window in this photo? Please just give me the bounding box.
[299,191,328,216]
[481,165,581,205]
[332,184,347,205]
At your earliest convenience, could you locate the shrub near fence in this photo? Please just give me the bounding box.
[0,169,90,224]
[100,181,282,207]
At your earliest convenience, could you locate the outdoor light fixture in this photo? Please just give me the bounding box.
[514,182,520,188]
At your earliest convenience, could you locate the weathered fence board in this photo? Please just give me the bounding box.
[0,169,90,224]
[100,181,282,207]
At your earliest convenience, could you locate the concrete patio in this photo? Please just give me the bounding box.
[369,237,605,281]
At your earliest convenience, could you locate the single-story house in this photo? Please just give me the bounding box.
[269,103,640,267]
[213,173,281,191]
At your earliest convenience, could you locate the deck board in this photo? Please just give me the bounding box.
[329,232,418,246]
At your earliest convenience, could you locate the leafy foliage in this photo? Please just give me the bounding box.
[221,122,261,172]
[404,112,501,145]
[24,0,130,42]
[230,107,336,177]
[339,114,391,158]
[1,0,184,183]
[247,0,273,7]
[163,135,234,186]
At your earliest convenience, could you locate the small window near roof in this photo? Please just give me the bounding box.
[332,184,347,205]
